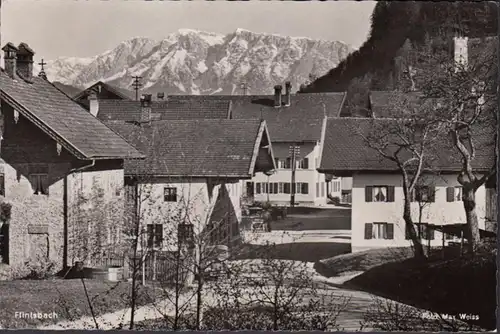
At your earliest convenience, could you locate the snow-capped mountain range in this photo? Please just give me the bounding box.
[37,28,353,95]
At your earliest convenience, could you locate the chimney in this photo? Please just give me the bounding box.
[2,43,18,79]
[157,92,165,100]
[87,90,99,117]
[273,85,282,107]
[284,81,292,106]
[453,36,468,72]
[140,94,152,123]
[16,43,35,82]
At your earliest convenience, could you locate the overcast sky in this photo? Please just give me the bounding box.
[2,0,375,61]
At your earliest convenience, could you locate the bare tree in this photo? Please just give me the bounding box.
[206,240,351,331]
[417,36,498,253]
[355,95,446,259]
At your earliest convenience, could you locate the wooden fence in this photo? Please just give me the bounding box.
[129,251,190,283]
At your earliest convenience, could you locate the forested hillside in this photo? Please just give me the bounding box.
[300,2,498,94]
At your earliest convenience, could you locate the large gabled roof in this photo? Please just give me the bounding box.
[319,117,495,174]
[172,92,347,142]
[96,99,232,121]
[0,69,144,160]
[105,119,273,178]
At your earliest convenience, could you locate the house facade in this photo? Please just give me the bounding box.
[319,117,495,253]
[171,86,346,206]
[105,113,275,253]
[73,81,136,109]
[0,43,144,275]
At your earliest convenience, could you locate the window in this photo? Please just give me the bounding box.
[321,183,325,197]
[298,158,309,169]
[29,174,49,195]
[284,158,292,169]
[108,225,121,245]
[115,187,121,197]
[415,223,434,240]
[445,232,455,240]
[300,183,309,195]
[365,186,395,202]
[284,183,291,194]
[278,182,284,194]
[446,186,462,202]
[273,183,278,194]
[365,222,394,240]
[0,173,4,196]
[256,183,261,194]
[262,183,268,194]
[316,182,319,197]
[164,187,177,202]
[178,223,194,244]
[413,186,435,203]
[147,224,163,248]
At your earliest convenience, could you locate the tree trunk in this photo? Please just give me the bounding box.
[401,176,425,259]
[462,186,481,254]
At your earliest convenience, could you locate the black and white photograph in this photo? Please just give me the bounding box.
[0,0,497,331]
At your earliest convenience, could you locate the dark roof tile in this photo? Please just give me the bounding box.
[97,99,231,121]
[105,119,267,177]
[320,117,495,173]
[0,69,144,160]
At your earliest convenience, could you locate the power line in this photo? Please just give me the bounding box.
[131,76,143,101]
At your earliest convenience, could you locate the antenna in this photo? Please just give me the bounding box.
[131,76,143,101]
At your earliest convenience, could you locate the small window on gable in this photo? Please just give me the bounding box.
[164,187,177,202]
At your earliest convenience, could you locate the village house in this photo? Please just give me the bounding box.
[86,87,348,207]
[318,117,496,253]
[73,81,136,109]
[172,87,348,206]
[0,43,144,275]
[103,101,275,252]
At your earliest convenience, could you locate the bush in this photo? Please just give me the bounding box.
[22,260,58,280]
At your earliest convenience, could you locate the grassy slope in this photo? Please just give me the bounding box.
[345,251,496,330]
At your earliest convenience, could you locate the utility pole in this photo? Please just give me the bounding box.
[289,143,300,208]
[131,76,142,101]
[240,82,250,95]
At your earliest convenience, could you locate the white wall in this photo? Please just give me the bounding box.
[137,179,242,252]
[351,173,487,252]
[249,142,328,206]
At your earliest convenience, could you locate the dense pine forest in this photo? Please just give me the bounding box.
[299,2,498,94]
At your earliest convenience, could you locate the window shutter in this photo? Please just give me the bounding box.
[292,183,296,194]
[386,223,394,239]
[387,186,395,202]
[302,183,309,194]
[285,158,291,169]
[446,187,454,202]
[364,223,373,240]
[365,186,373,202]
[428,186,435,202]
[274,183,278,194]
[256,183,261,194]
[303,158,309,169]
[428,227,435,240]
[284,183,290,194]
[147,225,154,247]
[316,183,319,197]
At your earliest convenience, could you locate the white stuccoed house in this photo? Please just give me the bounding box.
[319,117,496,253]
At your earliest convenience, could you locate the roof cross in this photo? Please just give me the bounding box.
[38,59,47,71]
